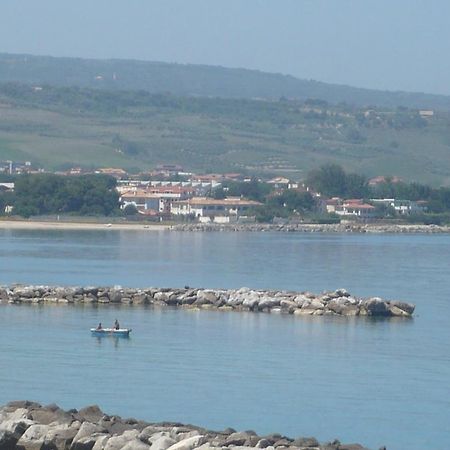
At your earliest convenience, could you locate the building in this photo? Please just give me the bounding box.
[333,199,377,220]
[267,177,299,189]
[95,168,128,179]
[368,176,403,186]
[171,197,262,223]
[371,198,427,215]
[0,182,14,192]
[120,190,164,214]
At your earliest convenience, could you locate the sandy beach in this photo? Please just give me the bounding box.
[0,220,170,231]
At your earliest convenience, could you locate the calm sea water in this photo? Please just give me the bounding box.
[0,229,449,450]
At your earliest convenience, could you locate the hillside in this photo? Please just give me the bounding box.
[1,83,450,185]
[1,53,450,111]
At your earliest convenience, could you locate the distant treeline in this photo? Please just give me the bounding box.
[2,52,450,110]
[0,174,119,217]
[0,83,431,130]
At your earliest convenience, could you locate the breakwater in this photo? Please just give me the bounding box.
[0,285,415,317]
[172,223,450,233]
[0,401,381,450]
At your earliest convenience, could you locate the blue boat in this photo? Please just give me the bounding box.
[90,328,132,337]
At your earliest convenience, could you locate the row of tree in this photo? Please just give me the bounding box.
[0,174,119,217]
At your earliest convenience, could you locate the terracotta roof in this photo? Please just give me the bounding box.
[174,197,262,207]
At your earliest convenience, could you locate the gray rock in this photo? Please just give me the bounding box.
[291,437,319,448]
[224,431,257,446]
[44,422,80,449]
[149,435,176,450]
[196,291,218,305]
[91,434,110,450]
[76,406,104,424]
[30,405,73,425]
[389,301,415,315]
[0,430,17,450]
[165,435,205,450]
[363,298,389,316]
[104,430,140,450]
[121,439,152,450]
[15,424,49,450]
[72,422,105,446]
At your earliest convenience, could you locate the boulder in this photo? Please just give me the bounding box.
[72,434,107,450]
[224,431,257,447]
[104,430,140,450]
[72,422,105,446]
[0,430,17,450]
[148,435,176,450]
[165,435,205,450]
[76,406,104,424]
[389,301,415,315]
[91,435,110,450]
[121,439,151,450]
[154,292,169,303]
[30,405,73,425]
[195,291,218,305]
[0,419,34,438]
[15,424,49,450]
[291,437,319,448]
[44,422,80,450]
[363,298,389,316]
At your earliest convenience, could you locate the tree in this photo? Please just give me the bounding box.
[306,164,368,198]
[123,204,138,216]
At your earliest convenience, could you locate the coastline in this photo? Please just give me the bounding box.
[0,220,170,231]
[1,218,449,233]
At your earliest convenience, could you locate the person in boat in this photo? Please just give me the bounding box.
[96,322,103,330]
[114,319,120,330]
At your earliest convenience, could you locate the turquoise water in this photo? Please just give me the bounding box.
[0,229,449,450]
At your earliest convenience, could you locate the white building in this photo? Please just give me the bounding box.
[171,197,262,222]
[371,199,426,215]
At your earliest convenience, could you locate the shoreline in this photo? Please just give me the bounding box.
[0,218,449,233]
[0,285,415,318]
[0,220,170,231]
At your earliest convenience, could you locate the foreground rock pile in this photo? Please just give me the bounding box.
[0,285,415,317]
[0,401,382,450]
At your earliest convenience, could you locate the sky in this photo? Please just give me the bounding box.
[1,0,450,95]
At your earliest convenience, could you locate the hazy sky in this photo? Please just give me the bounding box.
[1,0,449,95]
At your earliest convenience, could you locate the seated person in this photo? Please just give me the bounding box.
[96,322,103,330]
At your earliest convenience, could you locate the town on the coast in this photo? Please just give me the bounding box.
[1,159,447,226]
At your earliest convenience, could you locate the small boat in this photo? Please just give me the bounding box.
[90,328,132,337]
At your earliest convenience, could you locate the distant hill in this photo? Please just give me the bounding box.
[1,53,450,111]
[1,83,450,186]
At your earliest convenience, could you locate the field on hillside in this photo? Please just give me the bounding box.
[1,84,450,185]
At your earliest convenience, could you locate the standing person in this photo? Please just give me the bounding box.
[114,319,120,330]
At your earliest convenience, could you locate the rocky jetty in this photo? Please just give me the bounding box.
[0,285,415,318]
[0,401,383,450]
[172,223,450,234]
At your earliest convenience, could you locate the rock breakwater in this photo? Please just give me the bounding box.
[0,401,383,450]
[172,223,450,233]
[0,285,415,318]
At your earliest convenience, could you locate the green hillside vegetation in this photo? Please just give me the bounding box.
[1,53,450,110]
[1,83,450,185]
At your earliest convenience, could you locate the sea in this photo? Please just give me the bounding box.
[0,229,449,450]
